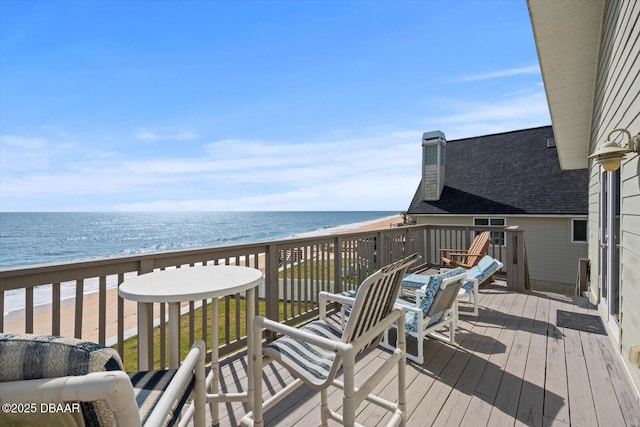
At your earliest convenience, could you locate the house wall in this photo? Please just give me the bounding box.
[414,215,587,290]
[589,0,640,395]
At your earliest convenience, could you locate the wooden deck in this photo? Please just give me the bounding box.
[210,281,640,426]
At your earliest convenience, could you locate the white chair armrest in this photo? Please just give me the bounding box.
[319,291,357,307]
[0,371,140,427]
[145,340,207,427]
[256,316,350,353]
[319,291,357,319]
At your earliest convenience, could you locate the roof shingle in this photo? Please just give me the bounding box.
[407,126,588,215]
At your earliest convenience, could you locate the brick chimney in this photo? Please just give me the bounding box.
[421,130,446,201]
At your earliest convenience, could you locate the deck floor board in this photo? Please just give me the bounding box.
[208,281,640,426]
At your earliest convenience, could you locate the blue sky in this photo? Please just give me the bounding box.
[0,0,549,212]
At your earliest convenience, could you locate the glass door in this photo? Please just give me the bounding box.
[599,169,620,339]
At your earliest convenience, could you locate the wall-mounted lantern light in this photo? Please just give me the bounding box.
[588,128,640,172]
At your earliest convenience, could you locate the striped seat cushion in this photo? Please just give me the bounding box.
[129,369,194,426]
[263,320,342,387]
[0,333,124,426]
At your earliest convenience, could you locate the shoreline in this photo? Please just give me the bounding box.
[2,214,403,340]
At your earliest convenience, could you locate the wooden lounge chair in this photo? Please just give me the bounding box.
[440,231,490,269]
[382,267,467,364]
[241,253,420,427]
[0,334,207,427]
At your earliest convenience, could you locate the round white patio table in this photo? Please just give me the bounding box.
[118,264,263,423]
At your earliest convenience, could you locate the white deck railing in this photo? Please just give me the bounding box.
[0,224,526,369]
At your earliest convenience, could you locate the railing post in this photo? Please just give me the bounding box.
[424,225,431,266]
[264,243,279,342]
[464,226,472,250]
[139,259,154,274]
[505,226,529,292]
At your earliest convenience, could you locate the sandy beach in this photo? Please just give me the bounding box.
[3,214,403,342]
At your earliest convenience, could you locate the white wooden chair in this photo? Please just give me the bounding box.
[383,267,467,364]
[241,253,420,427]
[0,334,207,427]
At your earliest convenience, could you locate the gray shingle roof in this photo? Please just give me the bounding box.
[407,126,589,215]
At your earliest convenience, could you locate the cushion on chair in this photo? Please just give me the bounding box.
[401,273,432,288]
[129,369,193,426]
[461,265,481,290]
[263,320,342,387]
[405,267,466,333]
[469,256,501,284]
[477,255,495,271]
[0,333,124,426]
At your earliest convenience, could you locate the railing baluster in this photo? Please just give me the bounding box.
[189,301,195,350]
[25,287,33,333]
[224,295,230,345]
[296,246,302,317]
[52,282,61,336]
[303,245,309,312]
[160,302,166,368]
[99,275,107,345]
[74,279,84,338]
[201,298,208,345]
[117,273,124,360]
[0,291,4,332]
[235,293,240,342]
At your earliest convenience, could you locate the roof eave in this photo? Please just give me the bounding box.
[527,0,605,170]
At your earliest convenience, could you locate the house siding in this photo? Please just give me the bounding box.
[414,216,587,288]
[589,0,640,396]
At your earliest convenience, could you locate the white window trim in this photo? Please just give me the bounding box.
[473,217,507,247]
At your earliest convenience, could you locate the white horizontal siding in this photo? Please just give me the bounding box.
[416,215,587,287]
[590,0,640,396]
[514,218,588,286]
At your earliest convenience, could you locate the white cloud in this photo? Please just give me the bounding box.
[425,90,550,140]
[453,65,540,82]
[133,129,199,141]
[1,86,550,212]
[1,135,48,149]
[0,135,52,172]
[1,130,423,211]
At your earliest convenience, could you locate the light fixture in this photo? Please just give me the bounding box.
[588,128,640,172]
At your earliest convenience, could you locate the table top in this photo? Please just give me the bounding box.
[118,265,263,303]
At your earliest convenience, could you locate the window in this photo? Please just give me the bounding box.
[474,217,506,246]
[572,219,587,243]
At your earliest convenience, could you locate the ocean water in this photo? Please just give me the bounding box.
[0,211,396,268]
[0,211,396,315]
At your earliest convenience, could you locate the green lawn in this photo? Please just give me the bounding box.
[116,297,275,372]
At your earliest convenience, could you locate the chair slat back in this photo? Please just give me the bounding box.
[426,273,466,317]
[342,253,420,354]
[464,231,490,267]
